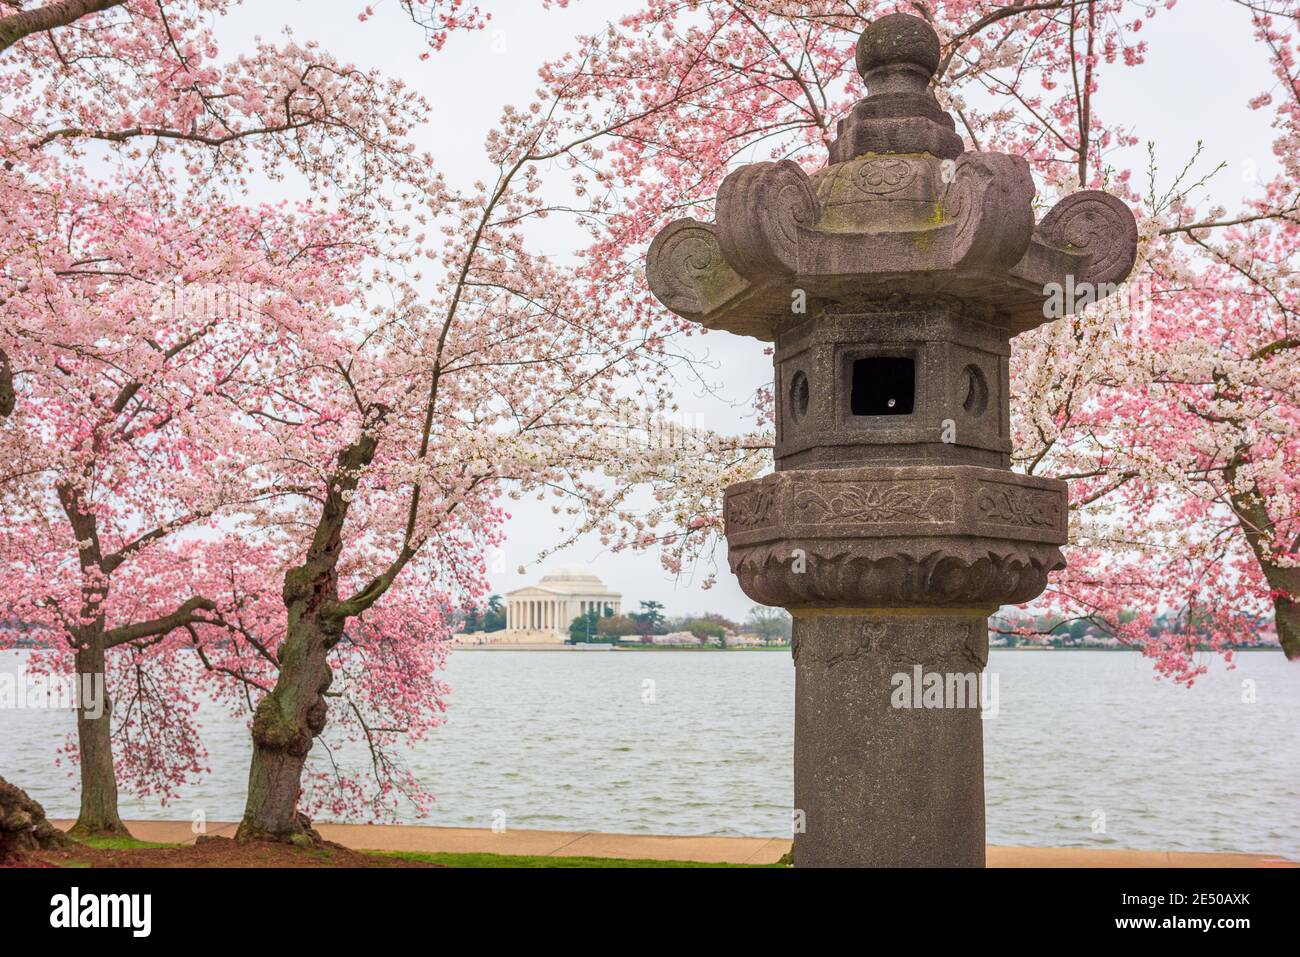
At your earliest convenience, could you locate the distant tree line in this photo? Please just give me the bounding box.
[459,595,507,633]
[568,601,791,645]
[995,608,1277,649]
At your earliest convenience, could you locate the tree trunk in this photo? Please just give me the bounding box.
[236,612,335,845]
[1243,541,1300,660]
[1225,463,1299,660]
[0,775,72,862]
[54,484,127,836]
[1275,595,1299,660]
[69,640,128,837]
[236,427,383,844]
[0,345,14,418]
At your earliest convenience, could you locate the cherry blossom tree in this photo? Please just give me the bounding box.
[219,31,758,843]
[991,0,1300,679]
[0,0,487,834]
[0,183,369,834]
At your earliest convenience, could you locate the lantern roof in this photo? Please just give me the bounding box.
[646,13,1138,341]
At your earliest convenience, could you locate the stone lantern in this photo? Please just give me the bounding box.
[645,13,1136,867]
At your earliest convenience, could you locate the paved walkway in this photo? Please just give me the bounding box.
[52,821,1296,867]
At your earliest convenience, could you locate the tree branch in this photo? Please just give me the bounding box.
[103,596,218,649]
[0,0,125,55]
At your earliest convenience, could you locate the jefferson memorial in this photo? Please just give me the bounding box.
[503,566,623,643]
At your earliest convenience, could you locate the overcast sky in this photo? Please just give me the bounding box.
[216,1,1283,621]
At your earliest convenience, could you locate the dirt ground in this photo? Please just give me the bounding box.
[7,836,440,868]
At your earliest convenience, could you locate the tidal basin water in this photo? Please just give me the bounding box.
[2,648,1298,857]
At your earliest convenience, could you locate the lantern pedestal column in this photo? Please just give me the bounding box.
[792,610,989,868]
[722,463,1070,868]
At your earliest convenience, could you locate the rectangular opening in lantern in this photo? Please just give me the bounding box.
[850,356,914,416]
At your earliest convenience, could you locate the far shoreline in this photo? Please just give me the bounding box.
[455,643,1281,653]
